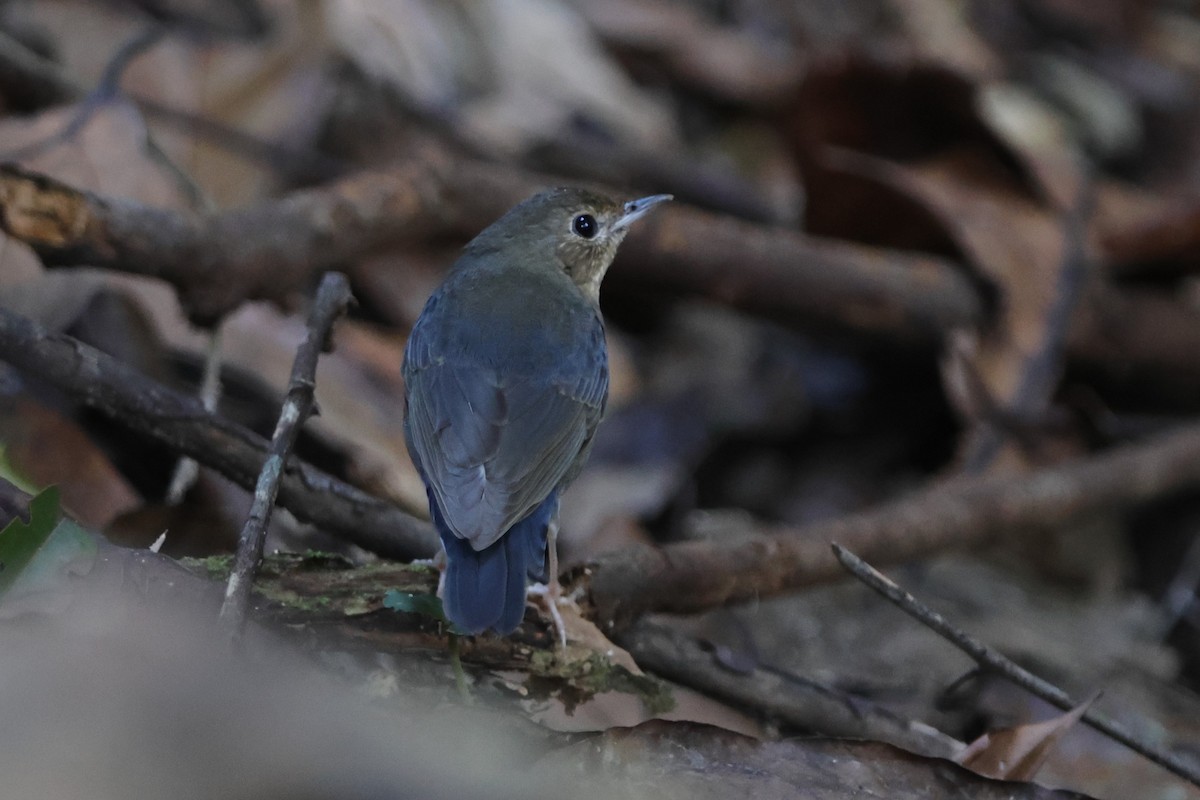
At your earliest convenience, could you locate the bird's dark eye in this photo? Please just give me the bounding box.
[572,213,597,239]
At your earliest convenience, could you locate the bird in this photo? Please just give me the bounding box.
[402,187,671,637]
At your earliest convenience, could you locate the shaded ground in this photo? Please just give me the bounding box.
[1,1,1200,797]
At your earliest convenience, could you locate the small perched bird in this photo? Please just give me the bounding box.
[403,188,671,636]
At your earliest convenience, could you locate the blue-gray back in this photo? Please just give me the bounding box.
[403,254,609,551]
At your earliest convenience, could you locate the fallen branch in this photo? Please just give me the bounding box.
[617,618,964,759]
[0,304,437,560]
[1,23,1200,384]
[617,202,981,340]
[0,158,978,340]
[7,157,1200,395]
[585,420,1200,626]
[9,290,1200,637]
[833,544,1200,790]
[0,156,487,326]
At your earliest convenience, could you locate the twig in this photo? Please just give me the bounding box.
[0,158,478,326]
[942,332,1062,463]
[961,170,1096,472]
[0,158,978,335]
[585,420,1200,626]
[616,618,963,759]
[6,159,1200,394]
[0,25,166,163]
[831,543,1200,790]
[166,323,225,504]
[132,94,346,183]
[0,22,219,216]
[219,273,352,634]
[0,27,343,185]
[0,304,437,560]
[1156,529,1200,639]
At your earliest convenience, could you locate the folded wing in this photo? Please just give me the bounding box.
[404,314,607,551]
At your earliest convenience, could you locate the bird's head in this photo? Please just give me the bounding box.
[465,188,672,304]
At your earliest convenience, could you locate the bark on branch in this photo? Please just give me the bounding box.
[0,304,437,560]
[585,421,1200,627]
[0,157,979,339]
[6,155,1200,388]
[221,272,353,633]
[0,155,489,326]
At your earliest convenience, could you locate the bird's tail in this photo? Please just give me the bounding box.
[433,492,555,634]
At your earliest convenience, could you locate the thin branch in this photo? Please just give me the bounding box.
[584,419,1200,626]
[0,15,1199,388]
[0,28,343,184]
[132,94,346,183]
[0,156,482,326]
[0,304,437,560]
[6,158,1200,396]
[961,171,1095,472]
[0,158,984,337]
[617,618,964,759]
[165,324,224,504]
[832,543,1200,790]
[1158,529,1200,638]
[220,272,352,634]
[0,23,221,214]
[0,25,166,163]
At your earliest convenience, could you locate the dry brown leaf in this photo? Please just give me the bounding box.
[215,305,428,511]
[0,98,195,305]
[976,81,1087,210]
[325,0,676,155]
[959,694,1098,782]
[551,599,642,675]
[177,2,330,205]
[29,0,327,206]
[571,0,804,106]
[530,681,764,738]
[0,101,188,207]
[815,144,1083,471]
[0,395,140,529]
[889,0,1002,79]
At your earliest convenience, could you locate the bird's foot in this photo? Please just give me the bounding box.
[411,548,447,569]
[411,551,447,602]
[526,581,580,652]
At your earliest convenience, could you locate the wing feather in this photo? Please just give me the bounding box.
[403,287,607,551]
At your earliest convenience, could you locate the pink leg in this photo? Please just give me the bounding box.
[528,521,568,650]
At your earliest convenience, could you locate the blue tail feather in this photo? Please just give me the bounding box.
[431,491,555,634]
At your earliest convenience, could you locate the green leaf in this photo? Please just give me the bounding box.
[0,486,63,594]
[0,486,97,608]
[0,444,38,495]
[383,589,468,634]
